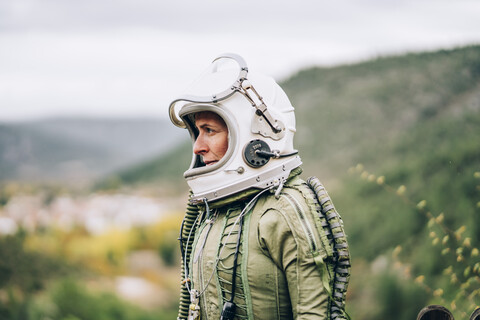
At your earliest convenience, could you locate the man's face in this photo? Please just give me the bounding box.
[193,111,229,166]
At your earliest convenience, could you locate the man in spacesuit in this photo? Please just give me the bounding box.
[169,54,350,320]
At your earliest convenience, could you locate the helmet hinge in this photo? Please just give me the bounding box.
[240,80,283,134]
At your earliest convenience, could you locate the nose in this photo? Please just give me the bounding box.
[193,134,208,155]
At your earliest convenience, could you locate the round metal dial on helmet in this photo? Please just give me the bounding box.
[243,139,271,168]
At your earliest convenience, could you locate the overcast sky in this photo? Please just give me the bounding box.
[1,0,480,121]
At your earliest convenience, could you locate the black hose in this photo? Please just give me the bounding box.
[255,150,298,159]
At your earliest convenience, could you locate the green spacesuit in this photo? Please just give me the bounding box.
[168,54,350,320]
[187,169,333,319]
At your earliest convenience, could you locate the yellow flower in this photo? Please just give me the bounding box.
[443,266,453,275]
[450,301,457,311]
[461,282,470,290]
[417,200,427,209]
[442,235,449,245]
[472,248,479,257]
[463,237,472,248]
[433,289,444,297]
[414,275,425,284]
[397,185,406,195]
[376,176,385,185]
[458,226,467,233]
[464,266,471,277]
[451,274,458,284]
[473,263,480,273]
[392,245,402,257]
[435,213,444,223]
[456,226,466,237]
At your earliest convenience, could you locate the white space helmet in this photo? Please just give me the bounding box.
[169,53,302,203]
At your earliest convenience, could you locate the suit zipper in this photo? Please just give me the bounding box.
[282,193,318,252]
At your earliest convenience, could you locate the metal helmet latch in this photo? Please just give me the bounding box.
[240,80,285,140]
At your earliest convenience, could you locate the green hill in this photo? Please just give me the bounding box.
[100,45,480,319]
[0,118,185,185]
[289,46,480,319]
[286,46,480,177]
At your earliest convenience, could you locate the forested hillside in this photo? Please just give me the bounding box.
[0,118,184,185]
[106,45,480,319]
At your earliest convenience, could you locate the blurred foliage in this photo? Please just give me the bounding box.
[345,168,480,318]
[24,214,182,275]
[45,279,176,320]
[374,272,427,320]
[6,278,177,320]
[0,231,76,320]
[0,231,73,293]
[0,213,182,319]
[135,215,182,266]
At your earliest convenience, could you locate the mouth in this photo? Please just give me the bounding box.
[204,160,218,166]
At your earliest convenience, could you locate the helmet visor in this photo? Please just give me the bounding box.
[179,104,237,178]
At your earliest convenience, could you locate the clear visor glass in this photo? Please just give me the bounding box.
[182,111,229,169]
[179,105,237,178]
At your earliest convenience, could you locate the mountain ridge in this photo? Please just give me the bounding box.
[0,117,186,185]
